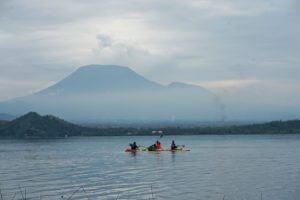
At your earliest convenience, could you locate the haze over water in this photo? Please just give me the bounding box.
[0,135,299,200]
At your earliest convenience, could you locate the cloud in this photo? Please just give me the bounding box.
[197,79,259,89]
[202,78,300,107]
[0,0,299,115]
[97,35,113,48]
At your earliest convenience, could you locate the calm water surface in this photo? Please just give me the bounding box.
[0,135,300,200]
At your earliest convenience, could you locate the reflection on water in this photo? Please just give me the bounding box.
[171,152,176,163]
[0,135,300,200]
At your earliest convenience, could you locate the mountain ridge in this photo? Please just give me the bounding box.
[0,64,217,121]
[36,65,164,96]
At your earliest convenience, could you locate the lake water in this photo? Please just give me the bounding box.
[0,135,299,200]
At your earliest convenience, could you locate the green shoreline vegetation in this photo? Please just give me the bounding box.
[0,112,300,139]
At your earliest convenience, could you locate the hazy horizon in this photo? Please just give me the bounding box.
[0,64,298,122]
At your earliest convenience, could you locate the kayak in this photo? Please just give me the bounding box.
[125,148,190,152]
[168,148,190,152]
[125,148,148,152]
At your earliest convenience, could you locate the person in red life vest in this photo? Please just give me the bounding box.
[148,140,163,151]
[155,140,162,149]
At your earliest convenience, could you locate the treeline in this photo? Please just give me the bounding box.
[0,112,300,139]
[80,120,300,136]
[155,120,300,135]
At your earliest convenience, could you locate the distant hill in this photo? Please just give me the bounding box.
[0,120,8,126]
[0,112,83,138]
[0,65,218,122]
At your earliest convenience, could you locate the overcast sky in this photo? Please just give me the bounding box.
[0,0,299,103]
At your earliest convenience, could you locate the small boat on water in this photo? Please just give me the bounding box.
[125,148,190,152]
[168,148,190,152]
[126,139,190,152]
[125,147,148,152]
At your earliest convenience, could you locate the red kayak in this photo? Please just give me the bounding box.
[125,148,148,152]
[125,148,138,152]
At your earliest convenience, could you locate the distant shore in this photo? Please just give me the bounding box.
[0,112,299,139]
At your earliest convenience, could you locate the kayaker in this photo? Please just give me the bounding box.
[155,140,162,149]
[171,140,178,150]
[129,141,138,150]
[147,140,162,151]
